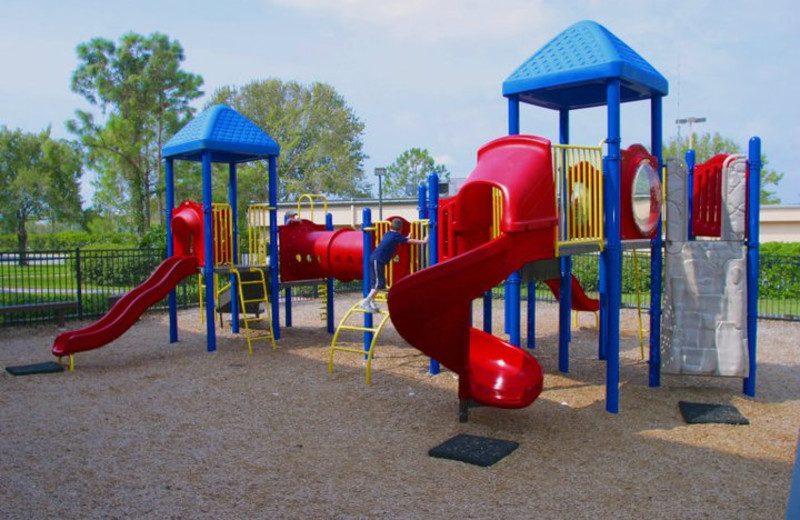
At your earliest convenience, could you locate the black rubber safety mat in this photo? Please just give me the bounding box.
[5,361,65,376]
[678,401,749,425]
[429,433,519,467]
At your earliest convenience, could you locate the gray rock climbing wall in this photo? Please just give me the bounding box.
[661,156,749,377]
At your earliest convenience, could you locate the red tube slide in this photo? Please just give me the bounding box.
[389,135,558,409]
[52,256,199,357]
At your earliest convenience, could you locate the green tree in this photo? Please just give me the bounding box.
[384,148,450,198]
[68,32,203,235]
[663,132,783,204]
[208,79,370,202]
[0,127,83,264]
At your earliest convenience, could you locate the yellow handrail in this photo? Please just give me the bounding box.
[297,194,328,223]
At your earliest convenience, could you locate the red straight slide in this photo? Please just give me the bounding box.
[388,134,558,410]
[52,256,199,357]
[544,275,600,312]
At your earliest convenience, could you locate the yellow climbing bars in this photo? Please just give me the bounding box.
[552,142,605,256]
[247,204,273,267]
[409,219,430,273]
[231,267,275,354]
[492,187,503,239]
[328,292,392,385]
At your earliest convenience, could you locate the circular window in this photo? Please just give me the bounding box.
[631,161,662,236]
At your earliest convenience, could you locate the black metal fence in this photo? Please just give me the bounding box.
[0,248,798,327]
[0,248,197,326]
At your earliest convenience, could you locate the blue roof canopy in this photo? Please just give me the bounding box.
[163,104,280,163]
[503,20,668,110]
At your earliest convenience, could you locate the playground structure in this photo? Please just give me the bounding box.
[47,20,762,422]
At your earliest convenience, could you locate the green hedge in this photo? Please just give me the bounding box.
[0,231,137,251]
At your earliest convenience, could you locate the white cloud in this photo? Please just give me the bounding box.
[434,154,456,167]
[266,0,559,42]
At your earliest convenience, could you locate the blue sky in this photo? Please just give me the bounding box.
[2,0,798,204]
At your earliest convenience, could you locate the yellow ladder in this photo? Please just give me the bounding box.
[328,292,391,384]
[318,283,328,324]
[231,267,276,354]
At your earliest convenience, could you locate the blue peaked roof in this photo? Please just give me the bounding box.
[503,20,668,110]
[163,104,280,163]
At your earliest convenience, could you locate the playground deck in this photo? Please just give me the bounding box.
[0,296,797,519]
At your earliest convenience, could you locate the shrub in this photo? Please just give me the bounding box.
[77,245,164,288]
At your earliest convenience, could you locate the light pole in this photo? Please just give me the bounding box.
[375,167,386,221]
[676,116,707,150]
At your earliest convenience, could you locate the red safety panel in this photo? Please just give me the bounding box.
[692,154,729,238]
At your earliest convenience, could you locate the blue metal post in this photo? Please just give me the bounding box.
[558,108,572,371]
[417,184,428,220]
[526,282,536,349]
[604,80,622,413]
[362,208,374,353]
[165,158,178,343]
[229,162,239,334]
[506,95,522,346]
[268,155,280,339]
[686,149,696,241]
[483,291,492,334]
[285,287,292,327]
[427,173,441,374]
[649,95,664,387]
[202,151,216,352]
[598,155,609,361]
[326,212,335,334]
[744,137,761,397]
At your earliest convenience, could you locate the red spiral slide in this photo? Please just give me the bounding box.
[388,135,558,410]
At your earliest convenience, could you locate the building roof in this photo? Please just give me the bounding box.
[163,104,279,163]
[502,20,668,110]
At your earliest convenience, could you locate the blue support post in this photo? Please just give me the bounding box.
[285,287,292,327]
[598,155,610,361]
[603,79,622,413]
[558,108,571,371]
[229,162,239,334]
[165,158,178,343]
[417,184,428,220]
[268,155,280,339]
[427,173,441,374]
[526,282,535,349]
[483,291,492,334]
[506,94,521,346]
[202,151,216,352]
[558,256,572,372]
[686,149,696,241]
[362,208,374,354]
[326,212,335,334]
[649,95,664,387]
[744,137,761,397]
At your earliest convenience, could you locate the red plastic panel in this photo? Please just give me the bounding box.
[171,200,205,265]
[620,144,661,240]
[692,154,729,238]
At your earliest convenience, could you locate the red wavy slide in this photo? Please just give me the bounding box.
[52,256,199,357]
[389,233,551,408]
[388,134,561,412]
[544,275,599,312]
